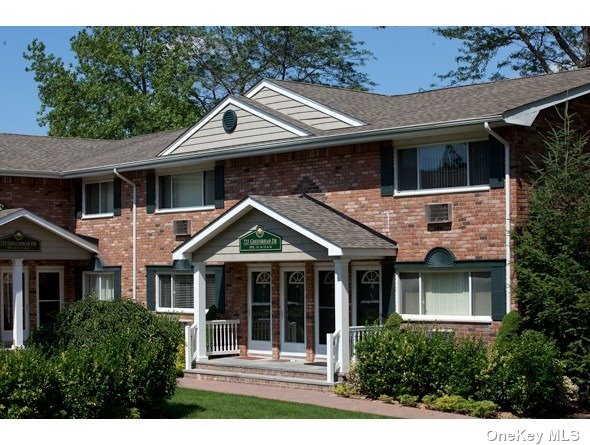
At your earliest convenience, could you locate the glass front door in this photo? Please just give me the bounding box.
[281,270,306,354]
[37,271,62,326]
[1,270,29,343]
[316,270,335,356]
[249,270,272,351]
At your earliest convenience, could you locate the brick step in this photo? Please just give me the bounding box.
[192,361,329,381]
[183,368,339,392]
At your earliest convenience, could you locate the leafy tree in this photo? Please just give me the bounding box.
[433,27,590,85]
[513,106,590,406]
[25,26,374,139]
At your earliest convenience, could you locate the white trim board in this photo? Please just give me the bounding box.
[158,96,310,156]
[246,80,366,127]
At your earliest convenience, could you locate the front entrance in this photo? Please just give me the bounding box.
[315,269,335,356]
[280,269,306,355]
[248,269,272,352]
[1,268,29,343]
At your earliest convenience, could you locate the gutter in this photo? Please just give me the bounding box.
[62,116,504,177]
[113,169,137,301]
[484,123,511,316]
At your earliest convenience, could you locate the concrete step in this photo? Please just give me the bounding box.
[183,368,339,392]
[192,360,329,381]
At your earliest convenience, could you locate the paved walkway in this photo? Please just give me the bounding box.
[177,377,472,419]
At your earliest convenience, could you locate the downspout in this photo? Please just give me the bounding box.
[484,123,511,314]
[113,169,137,301]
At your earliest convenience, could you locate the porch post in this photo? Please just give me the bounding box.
[333,258,350,373]
[12,259,24,348]
[193,261,208,362]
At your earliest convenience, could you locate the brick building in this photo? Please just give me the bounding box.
[1,68,590,376]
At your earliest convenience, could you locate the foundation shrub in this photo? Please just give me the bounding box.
[354,327,484,399]
[495,310,522,349]
[0,347,63,418]
[432,395,497,418]
[30,299,182,418]
[479,330,566,417]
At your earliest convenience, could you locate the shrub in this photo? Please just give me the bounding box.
[398,394,418,407]
[383,312,403,331]
[479,330,566,417]
[354,327,487,400]
[432,395,497,418]
[495,310,522,349]
[0,347,63,418]
[421,394,439,405]
[333,384,353,398]
[30,299,182,418]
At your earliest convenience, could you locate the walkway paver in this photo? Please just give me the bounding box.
[177,376,472,419]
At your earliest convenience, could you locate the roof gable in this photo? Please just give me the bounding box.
[159,96,310,156]
[246,80,365,130]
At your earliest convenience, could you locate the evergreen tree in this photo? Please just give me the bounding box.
[513,106,590,406]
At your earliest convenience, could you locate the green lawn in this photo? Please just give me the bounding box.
[152,387,391,419]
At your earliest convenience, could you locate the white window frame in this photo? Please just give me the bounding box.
[155,169,215,214]
[82,179,115,219]
[395,270,492,323]
[351,263,382,326]
[156,272,216,314]
[82,272,115,301]
[394,139,491,197]
[247,264,273,355]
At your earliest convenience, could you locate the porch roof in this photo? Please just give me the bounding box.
[0,208,99,258]
[173,194,397,261]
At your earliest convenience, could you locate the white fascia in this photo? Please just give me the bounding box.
[246,80,366,127]
[0,209,99,254]
[172,197,344,261]
[503,84,590,126]
[158,96,310,156]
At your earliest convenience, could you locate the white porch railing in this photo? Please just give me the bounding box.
[206,319,240,356]
[185,319,240,369]
[350,325,367,360]
[326,329,341,383]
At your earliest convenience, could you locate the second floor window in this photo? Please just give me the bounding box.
[84,181,114,215]
[158,171,215,210]
[397,140,493,192]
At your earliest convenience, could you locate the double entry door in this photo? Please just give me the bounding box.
[248,268,307,355]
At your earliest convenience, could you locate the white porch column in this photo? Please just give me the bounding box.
[334,258,350,373]
[193,262,208,362]
[12,259,24,348]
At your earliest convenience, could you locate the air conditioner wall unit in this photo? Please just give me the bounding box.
[173,220,191,236]
[425,203,453,224]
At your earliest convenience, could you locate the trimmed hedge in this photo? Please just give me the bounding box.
[1,299,182,419]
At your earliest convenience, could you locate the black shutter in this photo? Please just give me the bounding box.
[489,135,505,188]
[113,177,122,216]
[74,265,83,301]
[146,268,156,310]
[491,264,507,321]
[113,267,122,300]
[146,171,156,214]
[214,164,224,209]
[213,266,225,313]
[380,144,394,196]
[381,260,396,318]
[74,179,83,219]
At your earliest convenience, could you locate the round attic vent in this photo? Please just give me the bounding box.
[222,109,238,134]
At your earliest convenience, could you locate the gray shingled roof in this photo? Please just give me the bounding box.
[2,68,590,176]
[250,194,397,250]
[268,68,590,134]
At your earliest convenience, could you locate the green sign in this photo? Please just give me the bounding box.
[0,230,40,252]
[239,225,282,253]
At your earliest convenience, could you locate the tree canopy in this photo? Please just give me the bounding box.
[24,26,374,139]
[433,26,590,85]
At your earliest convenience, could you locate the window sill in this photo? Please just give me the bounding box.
[156,308,194,314]
[394,185,490,198]
[81,213,114,220]
[155,205,215,214]
[401,314,493,324]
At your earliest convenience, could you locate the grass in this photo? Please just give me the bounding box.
[151,387,391,419]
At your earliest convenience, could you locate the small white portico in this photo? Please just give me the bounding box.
[173,194,397,376]
[0,208,98,348]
